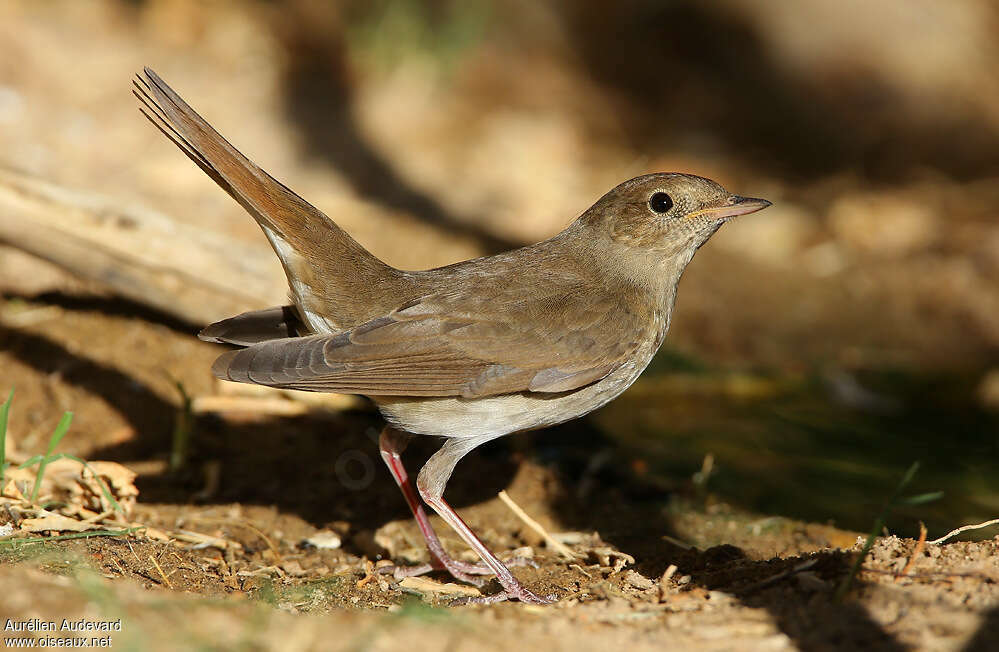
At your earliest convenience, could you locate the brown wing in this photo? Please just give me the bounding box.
[211,290,649,398]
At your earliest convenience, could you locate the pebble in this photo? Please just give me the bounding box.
[305,530,342,550]
[623,570,654,590]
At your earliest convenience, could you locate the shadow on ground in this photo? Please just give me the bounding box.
[2,295,996,650]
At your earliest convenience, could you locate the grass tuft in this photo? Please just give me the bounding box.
[0,527,142,548]
[1,392,124,514]
[30,411,73,503]
[834,461,942,600]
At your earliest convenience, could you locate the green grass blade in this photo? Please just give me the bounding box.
[17,455,43,469]
[835,461,924,601]
[0,389,13,487]
[0,527,142,547]
[898,491,945,507]
[30,412,73,504]
[895,461,921,494]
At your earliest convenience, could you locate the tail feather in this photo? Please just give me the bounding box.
[199,305,306,346]
[136,68,405,330]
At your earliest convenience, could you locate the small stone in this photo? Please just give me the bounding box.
[506,546,535,560]
[550,531,590,545]
[706,590,735,605]
[304,530,342,550]
[623,570,654,590]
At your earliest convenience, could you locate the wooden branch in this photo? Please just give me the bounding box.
[0,166,288,325]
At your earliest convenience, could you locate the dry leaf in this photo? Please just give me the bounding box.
[1,478,27,502]
[20,511,101,533]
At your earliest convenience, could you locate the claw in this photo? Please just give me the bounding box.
[451,586,556,606]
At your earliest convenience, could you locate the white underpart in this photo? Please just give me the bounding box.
[376,323,666,439]
[260,225,338,334]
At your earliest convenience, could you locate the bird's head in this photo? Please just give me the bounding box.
[581,173,771,257]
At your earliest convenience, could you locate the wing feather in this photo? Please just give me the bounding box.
[211,292,648,398]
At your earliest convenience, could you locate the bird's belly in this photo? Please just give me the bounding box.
[374,344,656,438]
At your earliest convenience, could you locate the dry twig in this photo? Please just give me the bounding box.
[148,555,174,589]
[928,518,999,545]
[897,522,927,580]
[497,490,578,559]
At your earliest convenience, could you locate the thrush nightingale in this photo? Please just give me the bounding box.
[135,68,770,604]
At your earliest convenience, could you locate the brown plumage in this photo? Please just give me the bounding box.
[135,68,770,604]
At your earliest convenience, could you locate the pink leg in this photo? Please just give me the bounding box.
[416,436,555,605]
[378,427,533,586]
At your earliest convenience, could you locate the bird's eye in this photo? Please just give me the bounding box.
[649,191,673,214]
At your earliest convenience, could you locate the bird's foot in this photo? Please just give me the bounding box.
[450,583,556,606]
[379,555,537,588]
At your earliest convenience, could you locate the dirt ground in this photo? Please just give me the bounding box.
[0,290,997,650]
[2,2,999,650]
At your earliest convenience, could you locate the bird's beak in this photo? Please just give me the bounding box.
[689,195,772,221]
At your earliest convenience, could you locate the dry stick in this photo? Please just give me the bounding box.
[125,539,141,565]
[0,166,499,325]
[897,522,927,581]
[496,490,578,560]
[928,518,999,545]
[148,555,174,589]
[0,165,287,325]
[109,556,127,577]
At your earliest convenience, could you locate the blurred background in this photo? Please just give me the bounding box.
[1,0,998,537]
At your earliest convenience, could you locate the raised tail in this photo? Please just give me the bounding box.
[134,68,406,332]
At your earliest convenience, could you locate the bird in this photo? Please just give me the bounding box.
[134,67,770,604]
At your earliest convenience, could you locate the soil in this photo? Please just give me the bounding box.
[2,2,999,650]
[2,261,997,650]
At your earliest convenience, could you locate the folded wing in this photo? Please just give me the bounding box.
[211,292,647,398]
